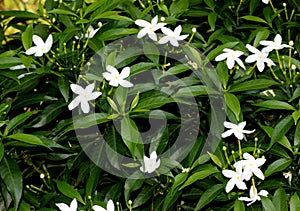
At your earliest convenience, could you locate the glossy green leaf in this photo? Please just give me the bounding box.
[272,188,287,211]
[195,184,223,210]
[269,115,294,149]
[234,198,245,211]
[7,133,47,147]
[54,180,84,204]
[254,100,296,111]
[0,10,39,19]
[179,165,218,190]
[106,97,119,113]
[240,15,268,24]
[21,23,33,50]
[48,9,79,17]
[58,77,70,102]
[292,110,300,124]
[124,178,143,204]
[143,42,160,64]
[264,158,292,177]
[290,193,300,211]
[225,92,241,121]
[208,152,222,168]
[0,57,21,69]
[132,186,153,208]
[0,156,22,211]
[261,197,276,211]
[0,143,3,162]
[130,91,140,111]
[208,12,217,31]
[85,165,101,197]
[229,79,278,92]
[5,111,35,134]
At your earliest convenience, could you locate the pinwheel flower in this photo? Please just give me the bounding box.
[56,198,77,211]
[25,34,53,57]
[68,83,102,114]
[140,151,160,173]
[245,44,275,72]
[234,153,266,181]
[92,199,114,211]
[159,25,189,47]
[215,48,246,70]
[103,65,133,88]
[135,15,166,41]
[221,121,255,140]
[239,185,268,206]
[222,167,247,193]
[260,34,291,52]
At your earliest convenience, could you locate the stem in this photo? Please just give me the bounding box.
[238,139,242,159]
[269,0,277,15]
[276,50,283,70]
[246,63,256,75]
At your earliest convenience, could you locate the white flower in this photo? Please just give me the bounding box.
[261,89,275,97]
[239,185,268,206]
[245,44,275,72]
[103,65,133,88]
[159,25,189,47]
[182,167,190,173]
[56,198,77,211]
[260,34,291,52]
[75,26,100,39]
[222,167,247,193]
[234,153,266,181]
[262,0,269,4]
[215,48,246,70]
[25,34,53,57]
[283,171,292,185]
[221,121,255,140]
[92,199,114,211]
[9,64,26,70]
[140,151,160,173]
[68,83,102,114]
[135,15,166,41]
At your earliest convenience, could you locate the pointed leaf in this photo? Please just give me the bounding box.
[195,184,223,210]
[54,180,84,204]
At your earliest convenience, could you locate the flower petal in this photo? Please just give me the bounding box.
[120,67,130,79]
[85,83,95,94]
[224,121,237,129]
[56,203,71,211]
[233,131,244,140]
[107,199,115,211]
[246,44,260,54]
[257,60,265,72]
[92,205,107,211]
[148,32,158,41]
[32,35,45,47]
[235,58,246,70]
[70,199,77,211]
[174,25,182,36]
[71,84,85,95]
[222,169,236,178]
[259,190,268,197]
[25,46,38,55]
[236,180,247,190]
[103,72,112,81]
[137,28,149,38]
[87,92,102,101]
[161,27,174,36]
[81,100,90,113]
[120,80,133,88]
[44,34,53,53]
[215,52,228,61]
[274,34,282,45]
[221,129,234,138]
[68,96,81,111]
[150,151,157,159]
[225,179,235,193]
[135,19,150,27]
[226,58,235,69]
[151,15,158,25]
[158,36,170,45]
[245,54,257,63]
[170,38,179,47]
[252,168,265,180]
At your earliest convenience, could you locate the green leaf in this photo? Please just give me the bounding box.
[143,42,160,64]
[5,111,35,134]
[253,29,269,47]
[132,186,153,208]
[72,113,109,130]
[92,11,133,22]
[0,156,23,211]
[21,23,33,50]
[229,79,278,92]
[269,115,294,149]
[85,165,101,197]
[0,57,21,69]
[254,100,296,111]
[225,92,241,121]
[179,165,219,190]
[124,179,143,204]
[173,85,208,97]
[7,133,48,147]
[130,91,140,111]
[105,51,117,67]
[234,198,245,211]
[240,15,268,24]
[0,143,3,162]
[295,122,300,149]
[261,197,276,211]
[135,96,173,110]
[208,12,217,31]
[54,180,84,204]
[32,102,66,128]
[130,62,157,76]
[264,158,292,177]
[195,184,223,210]
[170,0,189,17]
[48,9,79,17]
[0,10,39,19]
[106,97,119,113]
[58,77,70,102]
[98,28,138,41]
[290,193,300,211]
[207,152,222,168]
[292,110,300,124]
[272,188,287,211]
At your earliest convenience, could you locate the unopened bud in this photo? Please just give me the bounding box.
[289,40,294,46]
[40,173,45,179]
[192,27,197,33]
[160,17,165,22]
[291,64,296,70]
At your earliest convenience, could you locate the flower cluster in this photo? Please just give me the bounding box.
[221,121,268,206]
[56,198,114,211]
[215,34,291,72]
[135,15,189,47]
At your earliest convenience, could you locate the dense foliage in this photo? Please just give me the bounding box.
[0,0,300,210]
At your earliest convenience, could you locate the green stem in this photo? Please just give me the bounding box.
[238,139,242,159]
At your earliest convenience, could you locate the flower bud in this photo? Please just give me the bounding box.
[289,40,294,46]
[40,173,45,179]
[160,17,165,22]
[192,27,197,33]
